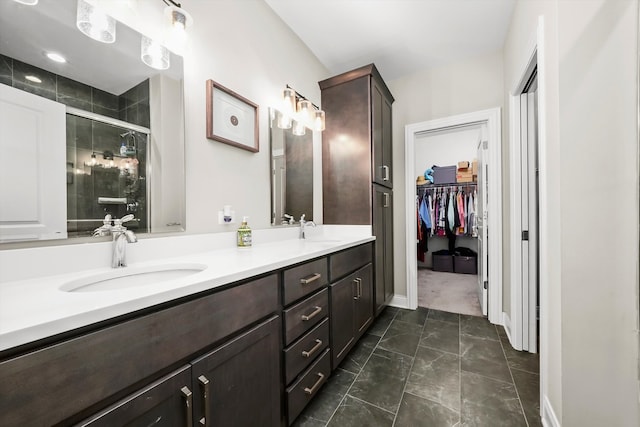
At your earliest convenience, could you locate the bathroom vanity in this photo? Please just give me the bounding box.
[0,233,376,426]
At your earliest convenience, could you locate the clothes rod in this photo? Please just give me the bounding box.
[417,182,477,188]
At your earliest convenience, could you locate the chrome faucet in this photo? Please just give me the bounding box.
[299,214,316,239]
[94,214,138,268]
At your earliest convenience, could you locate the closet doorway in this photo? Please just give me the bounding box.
[415,125,485,316]
[405,108,503,324]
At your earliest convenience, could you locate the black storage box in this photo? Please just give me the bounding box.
[453,247,477,274]
[432,250,454,272]
[432,165,457,184]
[453,255,477,274]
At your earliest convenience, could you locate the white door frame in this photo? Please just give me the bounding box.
[404,108,503,324]
[508,18,546,354]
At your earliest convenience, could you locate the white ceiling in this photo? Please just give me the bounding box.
[264,0,516,81]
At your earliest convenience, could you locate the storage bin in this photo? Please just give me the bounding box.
[432,250,454,272]
[432,165,457,184]
[453,247,477,274]
[454,255,477,274]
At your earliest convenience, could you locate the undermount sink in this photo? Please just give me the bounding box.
[60,263,208,293]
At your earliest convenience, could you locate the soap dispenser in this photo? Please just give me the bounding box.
[237,216,252,247]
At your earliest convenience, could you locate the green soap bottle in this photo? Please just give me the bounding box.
[237,216,252,247]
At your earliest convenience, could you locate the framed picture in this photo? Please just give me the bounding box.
[206,80,259,153]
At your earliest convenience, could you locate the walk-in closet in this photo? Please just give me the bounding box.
[413,123,488,316]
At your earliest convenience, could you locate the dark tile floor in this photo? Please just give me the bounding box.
[293,307,541,427]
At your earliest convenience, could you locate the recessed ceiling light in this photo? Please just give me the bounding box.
[46,52,66,63]
[25,75,42,83]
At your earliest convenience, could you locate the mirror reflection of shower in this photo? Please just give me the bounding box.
[66,110,149,237]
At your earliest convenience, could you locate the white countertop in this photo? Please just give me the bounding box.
[0,227,374,352]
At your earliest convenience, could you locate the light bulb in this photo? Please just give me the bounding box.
[164,6,192,55]
[297,100,313,128]
[282,88,296,116]
[277,111,292,129]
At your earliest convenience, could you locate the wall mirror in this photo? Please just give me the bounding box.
[0,0,185,244]
[269,108,314,225]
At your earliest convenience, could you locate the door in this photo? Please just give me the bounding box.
[353,264,374,337]
[330,273,356,367]
[476,139,489,316]
[190,316,281,427]
[0,84,67,241]
[520,74,539,353]
[78,366,193,427]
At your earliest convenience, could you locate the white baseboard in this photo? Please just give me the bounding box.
[542,395,561,427]
[389,295,409,309]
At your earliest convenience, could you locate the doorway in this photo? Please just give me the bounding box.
[509,48,541,354]
[404,108,503,324]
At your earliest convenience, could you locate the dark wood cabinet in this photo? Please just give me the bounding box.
[191,316,281,427]
[319,63,394,315]
[373,185,394,315]
[78,366,193,427]
[79,317,281,427]
[329,264,374,368]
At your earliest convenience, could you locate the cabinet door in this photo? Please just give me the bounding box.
[191,316,281,427]
[373,185,386,315]
[329,274,356,368]
[383,191,395,304]
[382,93,393,187]
[353,264,374,338]
[371,80,385,186]
[77,366,193,427]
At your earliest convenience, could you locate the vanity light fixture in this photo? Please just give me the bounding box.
[277,85,326,133]
[292,119,306,136]
[76,0,116,44]
[141,35,170,70]
[163,0,193,55]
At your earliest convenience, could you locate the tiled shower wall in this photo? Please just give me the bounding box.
[1,54,149,235]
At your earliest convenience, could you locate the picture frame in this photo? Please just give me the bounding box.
[206,79,259,153]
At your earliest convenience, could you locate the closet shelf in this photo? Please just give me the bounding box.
[417,182,477,189]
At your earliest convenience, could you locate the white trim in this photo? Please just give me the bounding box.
[502,311,513,344]
[542,395,561,427]
[404,108,503,324]
[389,295,409,309]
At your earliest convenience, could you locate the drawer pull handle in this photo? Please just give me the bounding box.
[302,339,323,358]
[383,192,390,208]
[181,386,193,427]
[300,273,322,285]
[198,375,210,427]
[304,372,326,395]
[382,165,390,181]
[301,306,322,321]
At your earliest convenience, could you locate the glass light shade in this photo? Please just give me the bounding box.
[164,5,193,55]
[292,119,306,136]
[282,88,296,116]
[314,110,326,131]
[277,111,292,129]
[141,36,170,70]
[76,0,116,44]
[297,100,314,128]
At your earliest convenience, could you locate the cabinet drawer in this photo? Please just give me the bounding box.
[329,243,373,281]
[284,318,329,384]
[283,257,328,305]
[283,288,328,346]
[0,274,279,426]
[286,348,331,425]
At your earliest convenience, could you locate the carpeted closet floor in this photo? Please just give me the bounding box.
[418,268,483,316]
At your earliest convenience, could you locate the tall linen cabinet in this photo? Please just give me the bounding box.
[319,63,394,316]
